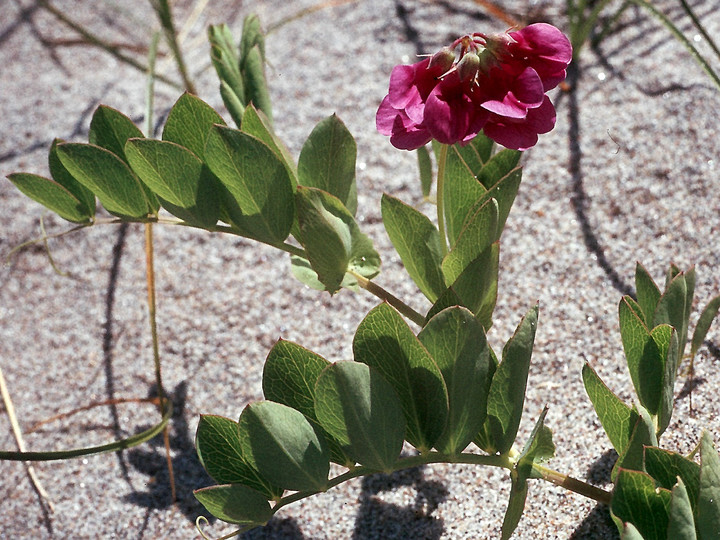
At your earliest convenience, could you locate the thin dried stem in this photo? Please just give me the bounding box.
[0,366,55,512]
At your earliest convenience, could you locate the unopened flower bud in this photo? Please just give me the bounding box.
[456,52,480,82]
[483,32,515,59]
[428,47,456,72]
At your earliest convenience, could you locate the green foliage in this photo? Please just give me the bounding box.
[441,197,498,285]
[501,409,555,539]
[315,361,405,471]
[611,468,672,540]
[208,15,272,127]
[698,432,720,539]
[418,307,491,455]
[6,171,94,224]
[6,11,720,540]
[162,92,226,160]
[298,114,358,216]
[353,303,448,451]
[194,297,546,533]
[88,105,144,164]
[125,138,219,229]
[261,340,350,466]
[484,304,538,455]
[56,143,158,219]
[237,401,329,492]
[607,432,720,540]
[204,125,294,244]
[293,186,380,294]
[428,242,499,330]
[194,484,273,526]
[416,145,433,199]
[582,363,639,454]
[195,415,282,498]
[381,193,445,302]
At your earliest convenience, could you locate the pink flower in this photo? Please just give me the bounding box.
[507,23,573,91]
[376,23,572,151]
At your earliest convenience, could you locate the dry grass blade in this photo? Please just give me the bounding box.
[0,366,55,512]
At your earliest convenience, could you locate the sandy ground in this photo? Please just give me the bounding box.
[1,0,719,538]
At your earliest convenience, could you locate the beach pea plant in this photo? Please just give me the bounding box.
[4,13,720,540]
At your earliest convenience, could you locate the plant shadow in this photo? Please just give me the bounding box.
[570,449,618,539]
[123,381,215,526]
[352,465,448,539]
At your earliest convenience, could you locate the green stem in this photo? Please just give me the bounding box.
[568,0,614,57]
[149,0,197,94]
[629,0,720,92]
[350,271,426,327]
[269,451,611,519]
[435,143,449,256]
[532,463,612,505]
[678,0,720,65]
[144,27,176,503]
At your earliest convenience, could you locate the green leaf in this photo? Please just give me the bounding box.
[261,340,351,466]
[162,92,226,160]
[698,431,720,540]
[516,407,555,480]
[665,264,682,288]
[463,166,522,243]
[56,143,155,219]
[242,44,273,126]
[442,143,485,246]
[220,80,245,127]
[427,243,499,330]
[240,105,298,187]
[486,304,538,455]
[125,138,219,229]
[443,146,520,248]
[455,133,496,172]
[654,325,678,438]
[614,405,658,479]
[621,522,646,540]
[195,415,281,498]
[88,105,144,163]
[298,114,357,216]
[49,138,96,215]
[208,24,245,113]
[204,125,294,244]
[240,14,265,65]
[294,186,380,294]
[418,307,491,454]
[475,148,521,190]
[654,269,693,358]
[237,401,329,492]
[619,297,663,415]
[417,145,433,199]
[500,409,554,540]
[690,295,720,359]
[381,194,445,302]
[262,340,330,420]
[501,473,529,540]
[314,361,405,471]
[611,468,671,540]
[352,303,448,451]
[194,484,273,526]
[635,262,661,326]
[644,446,700,511]
[441,197,499,285]
[667,478,697,540]
[582,363,639,454]
[6,172,94,224]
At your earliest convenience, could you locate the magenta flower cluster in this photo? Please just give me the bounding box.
[376,23,572,151]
